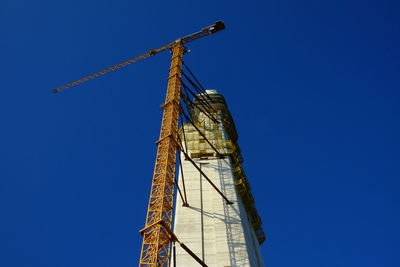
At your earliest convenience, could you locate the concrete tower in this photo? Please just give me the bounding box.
[173,90,265,266]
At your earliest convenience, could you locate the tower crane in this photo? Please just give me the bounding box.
[53,21,225,266]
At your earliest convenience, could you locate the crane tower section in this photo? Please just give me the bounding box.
[174,90,265,266]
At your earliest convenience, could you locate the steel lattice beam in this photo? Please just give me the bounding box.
[139,43,184,267]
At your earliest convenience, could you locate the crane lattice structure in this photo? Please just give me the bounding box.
[53,21,226,267]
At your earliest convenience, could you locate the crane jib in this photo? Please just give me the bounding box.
[52,21,225,94]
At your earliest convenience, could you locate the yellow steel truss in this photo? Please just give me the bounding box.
[139,43,184,267]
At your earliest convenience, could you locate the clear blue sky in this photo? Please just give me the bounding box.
[1,0,399,266]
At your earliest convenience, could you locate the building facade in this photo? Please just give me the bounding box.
[173,90,265,266]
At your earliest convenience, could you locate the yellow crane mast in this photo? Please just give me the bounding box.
[138,42,184,266]
[53,22,225,266]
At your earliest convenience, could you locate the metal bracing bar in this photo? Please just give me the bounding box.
[176,129,189,207]
[179,79,215,113]
[180,87,219,124]
[173,244,176,267]
[180,74,218,119]
[182,61,215,104]
[180,76,214,111]
[177,154,189,207]
[159,220,178,242]
[180,149,233,205]
[181,72,215,110]
[182,112,223,158]
[182,62,206,91]
[180,80,219,117]
[161,219,209,267]
[181,90,220,123]
[179,243,208,267]
[180,87,194,117]
[174,175,187,207]
[180,116,189,152]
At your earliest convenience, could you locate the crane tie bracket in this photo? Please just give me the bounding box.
[160,99,180,110]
